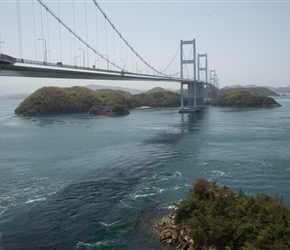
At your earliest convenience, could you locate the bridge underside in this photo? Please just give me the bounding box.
[0,64,179,82]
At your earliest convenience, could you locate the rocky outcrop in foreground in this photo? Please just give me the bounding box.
[155,215,195,250]
[155,179,290,250]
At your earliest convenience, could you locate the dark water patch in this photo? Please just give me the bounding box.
[144,112,205,145]
[1,112,205,250]
[2,101,290,249]
[126,204,175,250]
[2,146,158,249]
[144,131,184,145]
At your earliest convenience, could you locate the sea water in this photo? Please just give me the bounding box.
[0,96,290,249]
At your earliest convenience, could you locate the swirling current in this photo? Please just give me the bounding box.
[0,96,290,249]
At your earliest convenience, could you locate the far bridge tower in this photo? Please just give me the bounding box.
[179,39,205,113]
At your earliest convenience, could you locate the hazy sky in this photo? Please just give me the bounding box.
[0,0,290,95]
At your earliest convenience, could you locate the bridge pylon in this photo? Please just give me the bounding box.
[209,70,219,97]
[198,53,208,104]
[179,39,204,113]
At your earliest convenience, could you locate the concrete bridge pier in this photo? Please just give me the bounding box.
[179,80,205,113]
[197,81,204,107]
[187,81,196,108]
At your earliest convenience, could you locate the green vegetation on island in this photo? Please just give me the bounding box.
[211,89,281,107]
[132,91,182,108]
[14,86,182,116]
[155,178,290,250]
[14,86,282,116]
[15,86,130,116]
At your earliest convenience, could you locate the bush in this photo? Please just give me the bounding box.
[174,178,290,250]
[131,91,181,107]
[15,86,130,116]
[211,89,281,107]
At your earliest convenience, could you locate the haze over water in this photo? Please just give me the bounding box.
[0,96,290,249]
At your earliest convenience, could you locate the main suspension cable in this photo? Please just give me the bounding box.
[46,9,50,62]
[58,0,62,62]
[92,0,167,76]
[32,0,37,60]
[160,44,180,75]
[16,0,23,59]
[84,0,89,67]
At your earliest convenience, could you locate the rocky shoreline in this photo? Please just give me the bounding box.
[154,215,196,250]
[154,178,290,249]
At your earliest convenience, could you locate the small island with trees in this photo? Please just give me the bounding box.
[155,178,290,250]
[14,86,182,116]
[211,89,281,108]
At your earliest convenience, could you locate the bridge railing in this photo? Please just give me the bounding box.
[0,53,17,64]
[13,57,124,74]
[12,57,181,80]
[1,53,182,81]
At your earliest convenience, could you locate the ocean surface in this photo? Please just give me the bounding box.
[0,95,290,249]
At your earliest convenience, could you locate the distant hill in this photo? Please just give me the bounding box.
[131,91,181,107]
[97,89,133,98]
[0,94,29,100]
[223,85,244,89]
[86,84,144,95]
[86,84,178,95]
[219,87,279,97]
[267,86,290,94]
[146,87,169,93]
[224,84,273,89]
[223,84,290,95]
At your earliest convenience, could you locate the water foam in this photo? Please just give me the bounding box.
[25,197,46,204]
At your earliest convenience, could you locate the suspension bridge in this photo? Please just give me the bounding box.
[0,0,219,112]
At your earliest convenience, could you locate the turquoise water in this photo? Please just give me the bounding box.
[0,96,290,249]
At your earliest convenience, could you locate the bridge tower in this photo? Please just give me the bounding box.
[210,70,216,86]
[179,39,198,113]
[198,53,208,104]
[179,39,206,113]
[209,69,219,97]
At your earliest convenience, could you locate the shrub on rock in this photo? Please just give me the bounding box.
[156,178,290,250]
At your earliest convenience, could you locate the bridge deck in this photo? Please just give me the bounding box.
[0,53,182,81]
[0,63,179,81]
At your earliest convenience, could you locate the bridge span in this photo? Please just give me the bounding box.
[0,54,180,82]
[0,53,218,113]
[0,0,219,113]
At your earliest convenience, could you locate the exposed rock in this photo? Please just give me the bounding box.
[154,215,195,250]
[157,179,290,250]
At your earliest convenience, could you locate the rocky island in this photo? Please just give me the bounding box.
[155,178,290,250]
[211,89,281,107]
[14,86,131,116]
[14,86,182,116]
